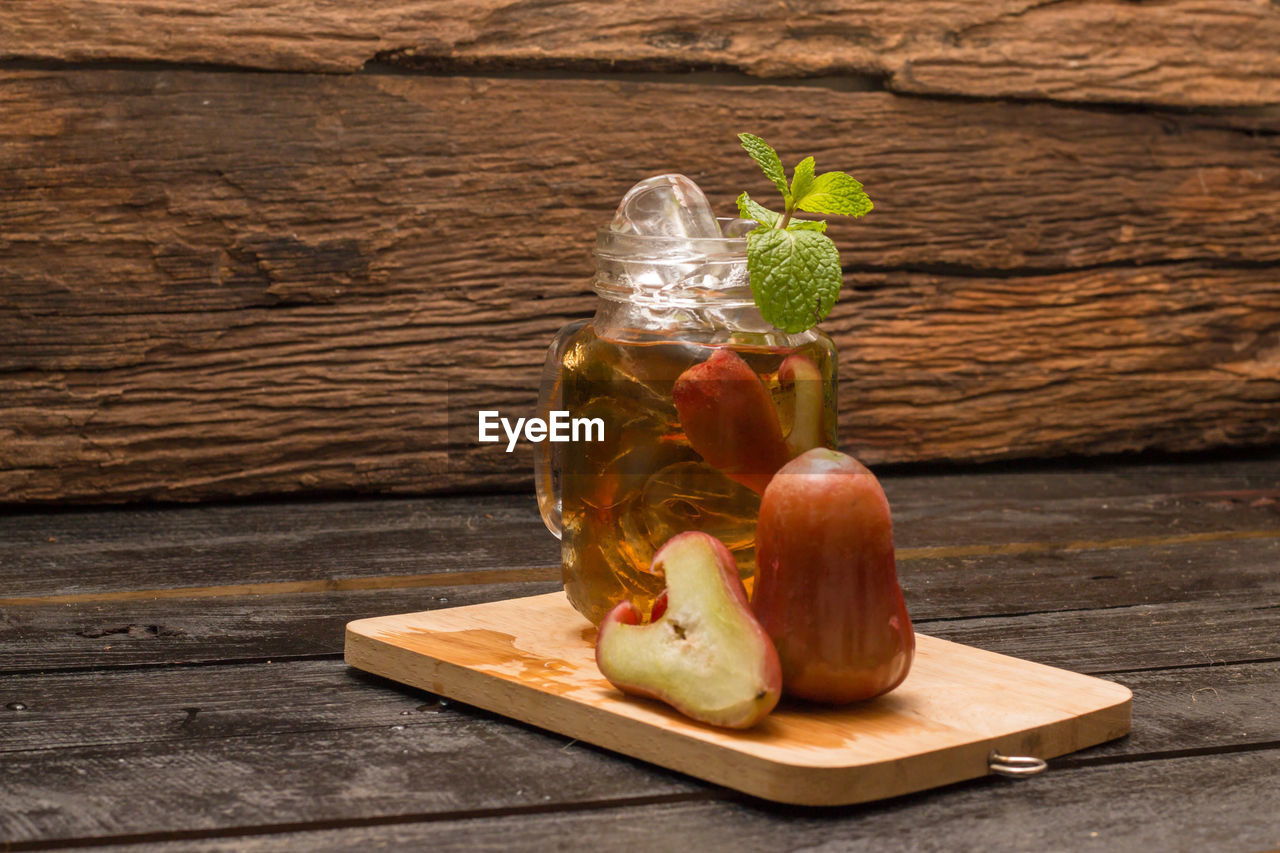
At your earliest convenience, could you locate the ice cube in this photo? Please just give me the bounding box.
[562,394,692,511]
[639,461,760,556]
[611,174,721,239]
[720,218,758,237]
[566,333,681,421]
[562,508,667,623]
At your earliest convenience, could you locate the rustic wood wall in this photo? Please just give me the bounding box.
[2,2,1279,503]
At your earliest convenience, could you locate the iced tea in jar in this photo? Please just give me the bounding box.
[534,176,838,625]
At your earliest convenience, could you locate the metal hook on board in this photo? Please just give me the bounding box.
[988,751,1048,777]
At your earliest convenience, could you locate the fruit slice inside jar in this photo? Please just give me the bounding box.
[558,326,836,624]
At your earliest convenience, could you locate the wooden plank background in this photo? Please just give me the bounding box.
[1,2,1279,503]
[4,1,1279,106]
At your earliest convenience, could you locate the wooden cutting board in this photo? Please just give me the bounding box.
[345,592,1131,806]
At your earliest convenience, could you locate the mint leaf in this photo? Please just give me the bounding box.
[735,191,781,228]
[790,156,815,203]
[737,133,789,199]
[735,133,870,332]
[746,228,842,333]
[794,171,873,217]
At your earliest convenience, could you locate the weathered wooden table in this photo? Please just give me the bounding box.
[3,454,1278,851]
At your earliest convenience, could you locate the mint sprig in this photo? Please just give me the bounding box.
[735,192,781,228]
[749,229,842,335]
[796,171,873,217]
[738,134,789,198]
[735,133,872,333]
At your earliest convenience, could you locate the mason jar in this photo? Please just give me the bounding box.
[535,222,838,625]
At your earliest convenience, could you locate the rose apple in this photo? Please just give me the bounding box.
[778,354,825,458]
[673,348,790,494]
[752,448,914,703]
[595,531,782,728]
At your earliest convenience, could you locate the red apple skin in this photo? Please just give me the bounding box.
[673,348,790,495]
[752,449,914,704]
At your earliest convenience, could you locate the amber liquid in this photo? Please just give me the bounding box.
[559,324,836,624]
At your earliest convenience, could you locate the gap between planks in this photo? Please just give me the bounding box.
[0,792,726,853]
[0,60,1185,116]
[3,656,1275,759]
[3,527,1278,607]
[4,746,1279,853]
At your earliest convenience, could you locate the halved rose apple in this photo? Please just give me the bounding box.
[594,531,782,728]
[778,353,826,458]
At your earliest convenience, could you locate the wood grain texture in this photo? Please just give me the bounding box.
[0,493,554,598]
[2,1,1279,107]
[2,457,1277,848]
[0,662,1266,849]
[0,582,559,674]
[3,659,1271,763]
[3,69,1279,503]
[4,455,1276,598]
[3,457,1277,673]
[10,659,1275,846]
[0,694,699,847]
[922,594,1280,674]
[4,544,1276,675]
[1072,662,1280,765]
[94,751,1275,853]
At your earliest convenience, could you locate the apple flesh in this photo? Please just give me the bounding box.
[672,348,790,495]
[595,531,782,728]
[778,354,826,458]
[752,448,914,704]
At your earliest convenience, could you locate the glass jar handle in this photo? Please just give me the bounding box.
[534,320,587,539]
